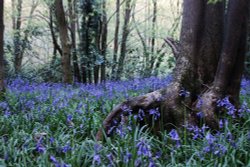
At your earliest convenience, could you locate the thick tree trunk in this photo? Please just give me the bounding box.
[0,0,5,100]
[96,0,249,141]
[54,0,73,84]
[201,0,249,129]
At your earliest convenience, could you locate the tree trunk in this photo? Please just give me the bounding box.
[48,5,62,63]
[13,0,37,74]
[68,0,81,83]
[111,0,120,80]
[13,0,22,74]
[96,0,249,141]
[54,0,73,84]
[0,0,5,100]
[116,0,132,80]
[149,0,157,74]
[100,0,108,83]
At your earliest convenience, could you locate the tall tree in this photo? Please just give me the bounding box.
[116,0,133,80]
[79,0,98,84]
[54,0,73,83]
[79,0,105,84]
[0,0,5,99]
[48,3,62,62]
[12,0,38,74]
[100,0,108,83]
[12,0,22,73]
[96,0,249,140]
[68,0,81,82]
[111,0,121,79]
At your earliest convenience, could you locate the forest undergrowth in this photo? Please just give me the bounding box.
[0,76,250,167]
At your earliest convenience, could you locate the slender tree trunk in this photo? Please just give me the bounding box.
[111,0,120,79]
[0,0,5,100]
[100,0,108,83]
[48,5,62,62]
[80,16,87,83]
[68,0,81,82]
[13,0,37,74]
[54,0,73,84]
[13,0,22,74]
[116,0,132,80]
[149,0,157,74]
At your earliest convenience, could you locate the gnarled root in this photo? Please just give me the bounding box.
[96,83,221,141]
[95,89,163,141]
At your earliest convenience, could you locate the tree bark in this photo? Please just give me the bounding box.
[54,0,73,84]
[100,0,108,83]
[149,0,157,74]
[116,0,132,80]
[68,0,81,83]
[111,0,120,80]
[48,5,62,62]
[13,0,22,73]
[0,0,5,100]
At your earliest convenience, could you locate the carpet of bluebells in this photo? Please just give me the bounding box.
[0,76,250,167]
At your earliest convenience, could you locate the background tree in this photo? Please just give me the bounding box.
[54,0,73,83]
[12,0,38,74]
[115,0,133,80]
[0,0,5,100]
[96,0,249,140]
[79,0,107,84]
[68,0,81,82]
[111,0,121,80]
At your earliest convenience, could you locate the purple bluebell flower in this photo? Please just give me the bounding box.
[205,132,216,145]
[149,108,160,120]
[124,150,132,163]
[196,111,204,118]
[134,159,141,167]
[121,105,132,115]
[50,155,59,164]
[217,97,236,118]
[50,137,55,144]
[138,109,145,121]
[196,96,203,109]
[36,141,46,153]
[169,129,181,148]
[148,159,156,167]
[155,151,162,159]
[93,154,101,165]
[169,129,180,141]
[107,153,113,164]
[136,139,152,157]
[219,119,224,129]
[62,143,71,153]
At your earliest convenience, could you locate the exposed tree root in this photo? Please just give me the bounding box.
[96,88,164,141]
[96,82,221,141]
